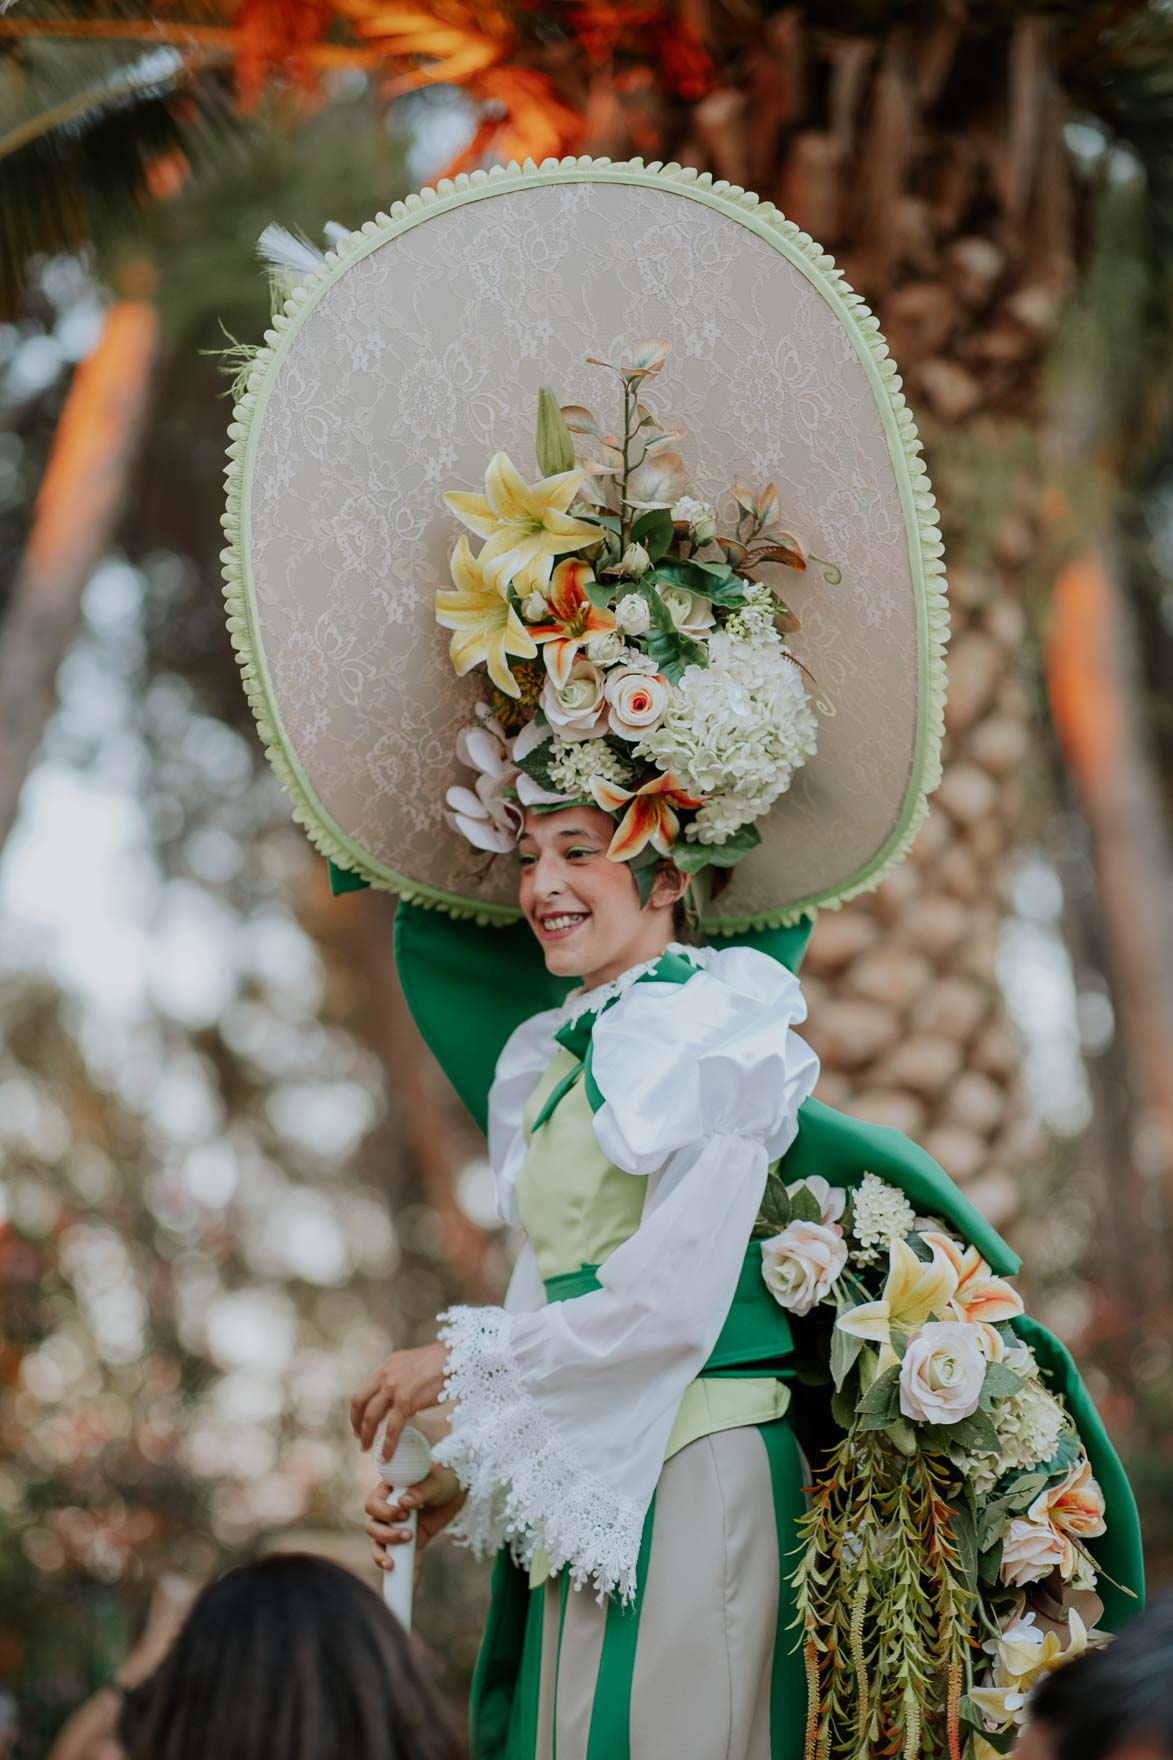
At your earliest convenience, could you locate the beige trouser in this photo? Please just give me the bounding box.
[531,1425,783,1760]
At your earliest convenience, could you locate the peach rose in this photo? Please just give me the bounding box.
[761,1221,848,1317]
[898,1321,986,1425]
[540,658,607,739]
[604,665,670,740]
[999,1517,1075,1588]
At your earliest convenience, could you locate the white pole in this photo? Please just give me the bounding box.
[376,1426,432,1630]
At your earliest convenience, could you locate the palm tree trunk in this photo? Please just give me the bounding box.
[0,295,158,853]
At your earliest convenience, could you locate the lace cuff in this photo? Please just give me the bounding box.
[432,1304,644,1603]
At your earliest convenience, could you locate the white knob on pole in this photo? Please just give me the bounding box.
[376,1425,432,1630]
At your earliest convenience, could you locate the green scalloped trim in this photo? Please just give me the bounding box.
[221,154,948,932]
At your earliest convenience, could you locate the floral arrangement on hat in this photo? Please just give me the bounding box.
[435,342,833,899]
[753,1169,1120,1760]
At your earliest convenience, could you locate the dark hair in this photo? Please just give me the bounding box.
[117,1554,464,1760]
[1029,1594,1173,1760]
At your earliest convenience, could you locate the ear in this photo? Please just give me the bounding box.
[649,861,689,911]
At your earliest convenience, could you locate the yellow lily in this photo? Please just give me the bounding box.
[444,451,600,596]
[435,536,537,698]
[969,1609,1090,1733]
[836,1238,959,1371]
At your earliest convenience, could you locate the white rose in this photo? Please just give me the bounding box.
[999,1518,1075,1588]
[540,659,607,739]
[898,1321,986,1425]
[786,1175,846,1226]
[521,591,548,622]
[620,541,651,577]
[660,584,716,636]
[760,1221,848,1317]
[615,593,651,636]
[604,666,670,741]
[584,629,627,665]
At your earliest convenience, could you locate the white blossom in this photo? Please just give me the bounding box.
[615,594,651,636]
[850,1172,916,1266]
[636,620,817,844]
[547,739,637,796]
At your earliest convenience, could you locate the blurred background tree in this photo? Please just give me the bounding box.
[3,0,1173,1747]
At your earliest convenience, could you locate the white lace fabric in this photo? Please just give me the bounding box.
[433,945,820,1602]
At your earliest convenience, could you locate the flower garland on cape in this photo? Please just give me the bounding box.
[755,1170,1121,1760]
[434,342,835,898]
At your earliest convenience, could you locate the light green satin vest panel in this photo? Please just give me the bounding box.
[516,1050,647,1280]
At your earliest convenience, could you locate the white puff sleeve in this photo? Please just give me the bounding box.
[433,948,820,1603]
[484,1005,563,1227]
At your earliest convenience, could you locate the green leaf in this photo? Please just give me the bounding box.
[856,1364,901,1429]
[640,584,708,684]
[758,1172,792,1232]
[978,1540,1004,1586]
[586,578,615,609]
[831,1380,859,1433]
[788,1185,823,1224]
[702,823,762,868]
[979,1361,1024,1409]
[830,1318,865,1392]
[939,1408,1000,1453]
[650,556,748,606]
[951,1496,980,1605]
[668,840,712,874]
[631,507,675,562]
[535,386,576,476]
[514,736,557,792]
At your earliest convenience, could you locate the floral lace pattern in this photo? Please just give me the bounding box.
[232,168,945,928]
[433,1305,645,1603]
[555,941,713,1028]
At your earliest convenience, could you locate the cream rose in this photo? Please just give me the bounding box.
[761,1221,848,1317]
[660,584,716,636]
[605,665,670,741]
[999,1517,1075,1588]
[584,629,628,666]
[615,593,651,636]
[540,658,607,739]
[898,1320,986,1425]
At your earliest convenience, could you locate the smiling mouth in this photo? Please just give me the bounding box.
[539,911,590,941]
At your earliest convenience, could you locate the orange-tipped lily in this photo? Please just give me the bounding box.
[443,450,600,596]
[920,1232,1025,1342]
[590,772,702,862]
[435,536,538,698]
[529,558,616,688]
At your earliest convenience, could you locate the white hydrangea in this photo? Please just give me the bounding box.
[547,737,636,796]
[966,1342,1068,1496]
[636,620,817,845]
[850,1171,916,1265]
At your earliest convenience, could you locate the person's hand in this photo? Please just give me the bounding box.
[115,1574,200,1688]
[364,1463,467,1587]
[349,1341,449,1461]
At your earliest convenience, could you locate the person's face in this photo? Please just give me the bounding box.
[517,806,684,986]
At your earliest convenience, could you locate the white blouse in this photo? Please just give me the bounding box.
[433,944,820,1602]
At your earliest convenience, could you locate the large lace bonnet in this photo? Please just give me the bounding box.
[222,159,947,932]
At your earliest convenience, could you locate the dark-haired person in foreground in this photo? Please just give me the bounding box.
[1018,1593,1173,1760]
[117,1554,464,1760]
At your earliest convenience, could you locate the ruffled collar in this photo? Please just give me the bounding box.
[555,942,713,1028]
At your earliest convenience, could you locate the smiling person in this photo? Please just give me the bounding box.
[231,171,1142,1760]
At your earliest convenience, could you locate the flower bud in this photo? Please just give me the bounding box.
[691,513,717,547]
[585,629,626,665]
[521,592,548,622]
[620,542,651,578]
[615,593,651,636]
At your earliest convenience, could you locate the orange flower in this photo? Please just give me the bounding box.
[589,772,702,862]
[920,1232,1024,1330]
[529,559,616,688]
[1028,1457,1107,1540]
